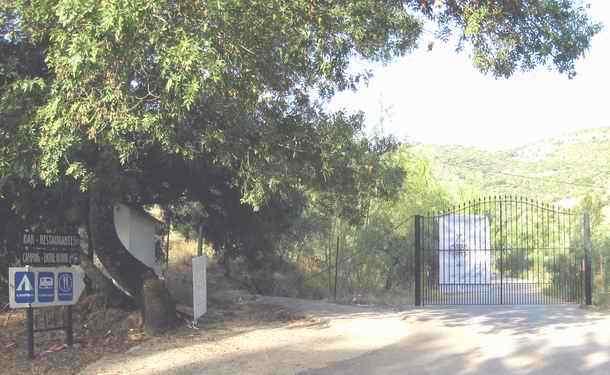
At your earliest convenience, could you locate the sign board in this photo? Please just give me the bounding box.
[9,266,85,308]
[21,233,81,266]
[438,215,492,284]
[14,271,35,304]
[38,272,55,302]
[192,255,207,321]
[58,272,74,301]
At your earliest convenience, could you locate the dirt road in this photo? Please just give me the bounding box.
[304,305,610,375]
[81,298,610,375]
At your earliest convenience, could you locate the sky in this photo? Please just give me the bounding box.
[328,1,610,150]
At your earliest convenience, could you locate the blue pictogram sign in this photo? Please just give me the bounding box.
[57,272,73,301]
[37,272,55,303]
[15,272,35,304]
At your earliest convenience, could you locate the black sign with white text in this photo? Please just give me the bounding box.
[21,233,81,266]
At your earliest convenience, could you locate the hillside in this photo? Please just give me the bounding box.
[415,127,610,204]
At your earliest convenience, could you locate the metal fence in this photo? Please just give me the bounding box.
[414,197,591,306]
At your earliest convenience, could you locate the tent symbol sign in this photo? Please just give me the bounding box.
[15,272,35,304]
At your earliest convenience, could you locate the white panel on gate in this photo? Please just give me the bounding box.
[438,215,491,284]
[192,255,207,322]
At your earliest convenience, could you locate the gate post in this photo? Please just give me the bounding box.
[583,213,593,306]
[414,215,422,307]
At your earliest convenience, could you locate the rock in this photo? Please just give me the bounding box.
[142,276,177,335]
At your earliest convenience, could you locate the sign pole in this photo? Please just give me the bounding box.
[197,223,204,257]
[26,306,34,359]
[65,305,74,347]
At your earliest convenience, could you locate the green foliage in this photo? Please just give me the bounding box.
[285,146,452,299]
[2,0,425,194]
[439,0,602,78]
[418,128,610,202]
[344,147,451,293]
[1,1,600,196]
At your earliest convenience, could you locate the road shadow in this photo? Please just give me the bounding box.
[300,324,610,375]
[80,301,610,374]
[399,304,607,336]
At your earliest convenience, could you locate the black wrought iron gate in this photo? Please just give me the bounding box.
[414,197,593,306]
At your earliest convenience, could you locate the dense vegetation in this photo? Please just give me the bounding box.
[286,129,610,305]
[261,146,452,302]
[294,128,610,303]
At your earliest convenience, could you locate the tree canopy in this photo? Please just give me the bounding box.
[1,0,600,197]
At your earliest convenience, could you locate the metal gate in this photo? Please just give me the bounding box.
[414,197,593,305]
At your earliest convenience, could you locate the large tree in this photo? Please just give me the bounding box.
[0,1,601,327]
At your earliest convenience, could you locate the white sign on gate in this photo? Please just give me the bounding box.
[438,215,491,284]
[9,266,86,308]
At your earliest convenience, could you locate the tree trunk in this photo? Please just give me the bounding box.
[221,243,232,279]
[88,186,176,333]
[384,257,400,291]
[384,272,393,291]
[142,273,176,335]
[78,226,131,307]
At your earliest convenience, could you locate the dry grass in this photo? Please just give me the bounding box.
[0,297,147,375]
[167,232,214,266]
[334,288,415,307]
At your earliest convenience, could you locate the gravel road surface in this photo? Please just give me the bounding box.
[81,298,610,375]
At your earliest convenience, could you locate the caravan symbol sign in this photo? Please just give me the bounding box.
[37,272,55,303]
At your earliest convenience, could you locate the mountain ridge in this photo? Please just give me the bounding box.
[414,127,610,203]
